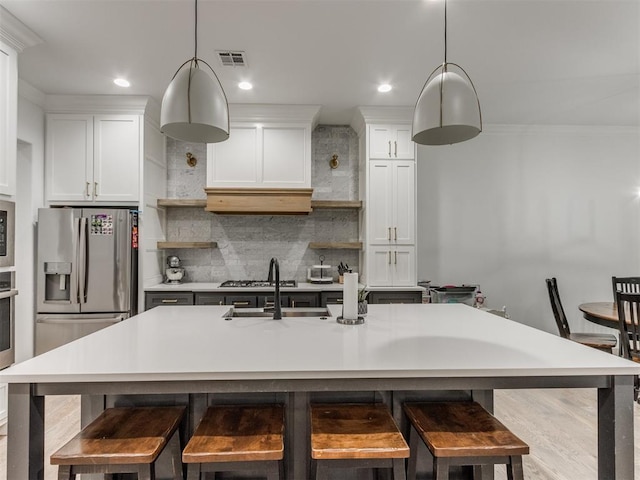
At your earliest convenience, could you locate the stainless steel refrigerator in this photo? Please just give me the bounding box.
[35,208,138,354]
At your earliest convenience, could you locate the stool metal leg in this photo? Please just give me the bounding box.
[434,457,449,480]
[507,455,524,480]
[186,463,201,480]
[57,465,72,480]
[166,430,183,480]
[137,463,155,480]
[406,425,419,480]
[392,457,406,480]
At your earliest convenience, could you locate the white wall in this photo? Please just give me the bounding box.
[15,80,44,361]
[417,125,640,334]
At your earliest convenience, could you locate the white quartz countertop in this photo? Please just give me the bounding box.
[2,304,638,384]
[145,282,425,292]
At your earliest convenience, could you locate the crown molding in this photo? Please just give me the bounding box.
[229,104,321,127]
[0,6,43,53]
[18,79,46,107]
[351,106,414,133]
[44,95,150,114]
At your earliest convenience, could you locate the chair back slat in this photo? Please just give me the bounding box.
[612,276,640,303]
[615,291,640,361]
[546,277,571,337]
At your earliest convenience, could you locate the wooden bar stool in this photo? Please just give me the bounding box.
[182,404,284,480]
[51,405,186,480]
[310,403,409,480]
[403,402,529,480]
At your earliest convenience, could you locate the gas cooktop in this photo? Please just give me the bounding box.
[219,280,298,288]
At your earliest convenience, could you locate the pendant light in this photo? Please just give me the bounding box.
[412,0,482,146]
[161,0,229,143]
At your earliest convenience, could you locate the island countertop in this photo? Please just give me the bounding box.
[145,282,426,292]
[2,303,637,384]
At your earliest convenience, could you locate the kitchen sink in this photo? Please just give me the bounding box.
[222,307,331,319]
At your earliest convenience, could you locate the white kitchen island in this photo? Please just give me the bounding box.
[2,303,639,479]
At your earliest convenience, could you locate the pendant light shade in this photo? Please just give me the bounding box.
[161,60,229,143]
[160,0,229,143]
[412,0,482,146]
[412,63,481,146]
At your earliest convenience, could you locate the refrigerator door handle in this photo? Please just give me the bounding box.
[78,216,88,304]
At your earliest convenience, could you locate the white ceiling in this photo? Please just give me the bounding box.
[1,0,639,126]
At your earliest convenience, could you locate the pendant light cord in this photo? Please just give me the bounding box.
[443,0,448,64]
[194,0,198,59]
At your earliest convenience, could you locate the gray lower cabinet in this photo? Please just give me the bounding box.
[145,292,194,310]
[320,291,344,306]
[367,291,422,304]
[195,293,257,308]
[288,292,319,308]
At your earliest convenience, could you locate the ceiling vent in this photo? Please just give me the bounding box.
[216,51,247,67]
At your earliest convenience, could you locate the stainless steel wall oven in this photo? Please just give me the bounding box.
[0,271,16,370]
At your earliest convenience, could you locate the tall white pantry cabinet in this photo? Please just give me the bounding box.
[355,108,417,287]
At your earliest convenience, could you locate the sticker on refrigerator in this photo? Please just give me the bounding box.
[90,214,113,235]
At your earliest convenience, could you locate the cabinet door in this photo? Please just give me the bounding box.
[369,125,394,158]
[391,126,414,159]
[0,41,16,196]
[262,126,310,187]
[367,246,394,287]
[207,126,259,186]
[368,161,393,244]
[391,247,416,286]
[93,115,140,202]
[46,114,93,202]
[320,291,344,306]
[392,161,415,244]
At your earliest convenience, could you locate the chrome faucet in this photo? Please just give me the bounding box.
[267,257,282,320]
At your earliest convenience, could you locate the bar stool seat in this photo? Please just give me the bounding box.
[403,401,529,480]
[310,403,409,480]
[51,405,185,480]
[182,404,284,480]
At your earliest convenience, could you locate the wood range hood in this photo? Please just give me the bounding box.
[204,187,314,215]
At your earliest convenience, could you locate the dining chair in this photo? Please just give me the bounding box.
[613,290,640,401]
[545,278,617,353]
[612,276,640,303]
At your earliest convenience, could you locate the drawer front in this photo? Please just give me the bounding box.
[368,291,422,304]
[257,295,291,308]
[145,292,194,310]
[195,293,227,306]
[320,292,344,307]
[225,295,257,308]
[288,293,319,308]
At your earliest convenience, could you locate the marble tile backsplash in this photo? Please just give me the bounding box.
[165,125,360,282]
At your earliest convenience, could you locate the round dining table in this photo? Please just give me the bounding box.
[579,302,618,328]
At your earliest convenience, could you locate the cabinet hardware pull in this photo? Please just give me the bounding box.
[394,227,397,240]
[292,300,296,308]
[388,251,392,264]
[395,251,398,264]
[161,299,178,304]
[336,298,343,303]
[394,141,397,157]
[388,140,391,157]
[85,182,90,197]
[219,300,223,305]
[265,301,274,307]
[233,301,250,306]
[94,182,98,197]
[388,227,391,241]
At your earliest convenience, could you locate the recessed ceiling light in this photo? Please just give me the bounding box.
[238,81,253,90]
[378,84,392,93]
[113,78,130,88]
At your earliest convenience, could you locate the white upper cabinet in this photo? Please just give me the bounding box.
[368,160,415,245]
[207,124,310,188]
[46,114,141,203]
[0,40,17,197]
[206,104,319,189]
[369,124,414,159]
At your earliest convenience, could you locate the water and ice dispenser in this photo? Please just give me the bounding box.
[44,262,72,302]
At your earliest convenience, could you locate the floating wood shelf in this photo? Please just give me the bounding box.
[311,200,362,210]
[157,241,217,249]
[205,188,313,215]
[157,199,207,208]
[309,242,363,250]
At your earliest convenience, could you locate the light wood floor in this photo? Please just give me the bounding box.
[0,389,638,479]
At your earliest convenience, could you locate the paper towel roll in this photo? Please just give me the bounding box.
[342,272,358,320]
